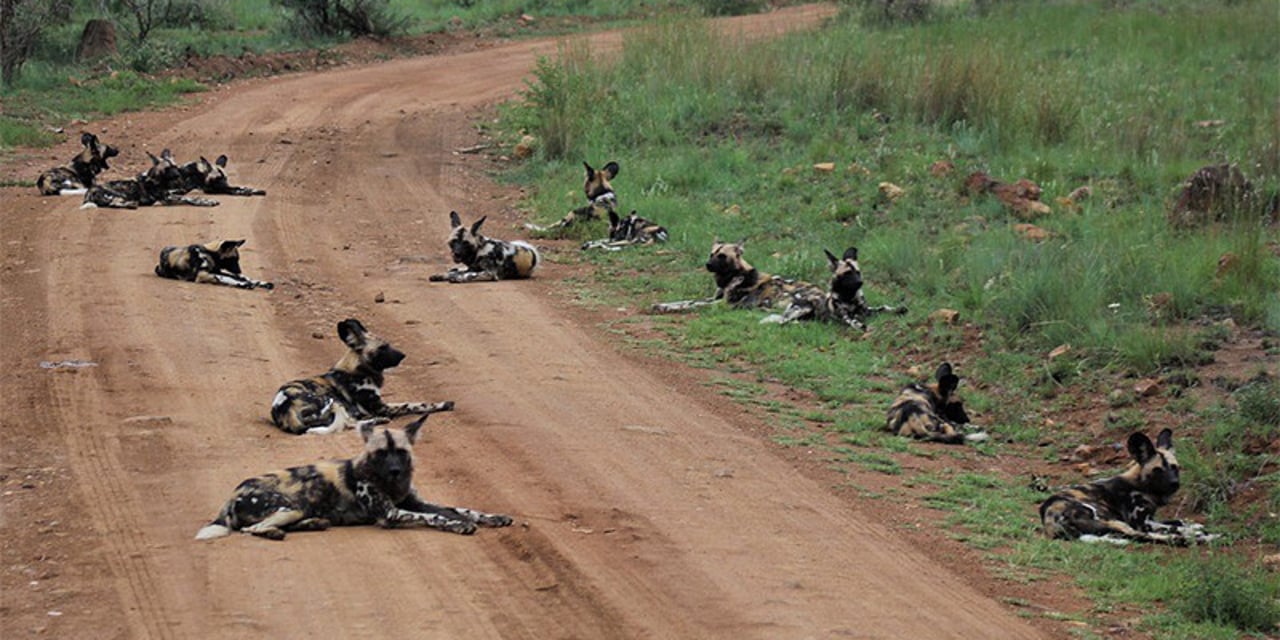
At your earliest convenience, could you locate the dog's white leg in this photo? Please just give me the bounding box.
[242,509,305,540]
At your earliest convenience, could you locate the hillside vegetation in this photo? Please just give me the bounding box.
[502,2,1280,637]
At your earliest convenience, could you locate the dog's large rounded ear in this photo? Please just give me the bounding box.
[103,145,120,159]
[602,161,620,180]
[147,151,161,165]
[735,238,747,252]
[449,211,462,228]
[359,420,377,443]
[583,161,595,177]
[843,247,859,261]
[1128,432,1157,463]
[337,319,368,350]
[161,149,174,162]
[935,362,954,380]
[824,249,839,269]
[215,155,228,168]
[81,132,96,146]
[404,413,430,445]
[470,216,487,235]
[1156,428,1174,451]
[218,239,246,254]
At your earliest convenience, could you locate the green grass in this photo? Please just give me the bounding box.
[499,1,1280,636]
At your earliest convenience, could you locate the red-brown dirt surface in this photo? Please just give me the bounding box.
[2,6,1102,638]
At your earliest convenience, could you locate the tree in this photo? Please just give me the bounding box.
[0,0,72,86]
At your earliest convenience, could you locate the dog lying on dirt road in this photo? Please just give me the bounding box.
[177,154,267,196]
[652,239,821,313]
[525,161,620,233]
[580,210,668,251]
[761,247,906,330]
[195,412,512,541]
[1039,429,1219,545]
[429,211,540,283]
[154,239,273,290]
[271,319,454,435]
[36,132,119,195]
[885,363,987,444]
[83,149,219,209]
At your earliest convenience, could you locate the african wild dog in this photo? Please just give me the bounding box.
[429,211,540,283]
[82,149,219,209]
[651,239,822,313]
[154,239,273,290]
[762,247,906,330]
[195,412,512,541]
[1040,429,1218,545]
[525,161,619,233]
[178,154,267,196]
[885,363,987,444]
[36,132,119,195]
[271,318,454,435]
[580,209,669,251]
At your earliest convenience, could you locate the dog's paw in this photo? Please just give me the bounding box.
[434,401,455,412]
[445,520,478,535]
[480,514,514,528]
[260,282,275,291]
[428,273,448,282]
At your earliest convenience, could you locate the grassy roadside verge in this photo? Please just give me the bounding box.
[496,2,1280,638]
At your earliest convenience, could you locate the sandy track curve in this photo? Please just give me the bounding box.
[2,6,1048,639]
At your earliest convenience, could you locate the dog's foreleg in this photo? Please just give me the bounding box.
[383,400,454,418]
[399,490,512,528]
[382,508,477,534]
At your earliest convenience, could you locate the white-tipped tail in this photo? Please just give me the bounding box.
[195,524,232,540]
[963,431,990,443]
[61,188,89,196]
[80,201,98,210]
[1079,534,1130,546]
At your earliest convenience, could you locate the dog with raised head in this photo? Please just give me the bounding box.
[429,211,540,283]
[154,239,273,290]
[83,149,219,209]
[762,247,906,330]
[37,132,119,195]
[885,363,987,444]
[652,239,821,313]
[581,210,668,251]
[1040,429,1218,545]
[195,413,512,541]
[526,161,619,233]
[271,319,454,435]
[178,154,267,196]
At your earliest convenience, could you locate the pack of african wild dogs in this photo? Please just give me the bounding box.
[39,133,1239,546]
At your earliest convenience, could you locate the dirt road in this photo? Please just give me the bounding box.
[2,6,1051,638]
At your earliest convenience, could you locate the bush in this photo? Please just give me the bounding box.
[276,0,411,38]
[1,0,73,86]
[1174,554,1280,633]
[695,0,765,17]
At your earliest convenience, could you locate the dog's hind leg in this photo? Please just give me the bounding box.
[242,509,306,540]
[382,508,477,534]
[287,518,331,532]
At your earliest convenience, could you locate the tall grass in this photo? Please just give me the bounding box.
[509,1,1280,363]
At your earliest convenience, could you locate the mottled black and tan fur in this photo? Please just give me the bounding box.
[429,211,540,283]
[652,240,821,313]
[36,132,119,195]
[178,154,267,196]
[762,247,906,330]
[195,413,512,541]
[581,210,668,251]
[271,319,454,435]
[155,239,273,290]
[526,161,619,233]
[885,363,986,444]
[83,149,219,209]
[1039,429,1218,545]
